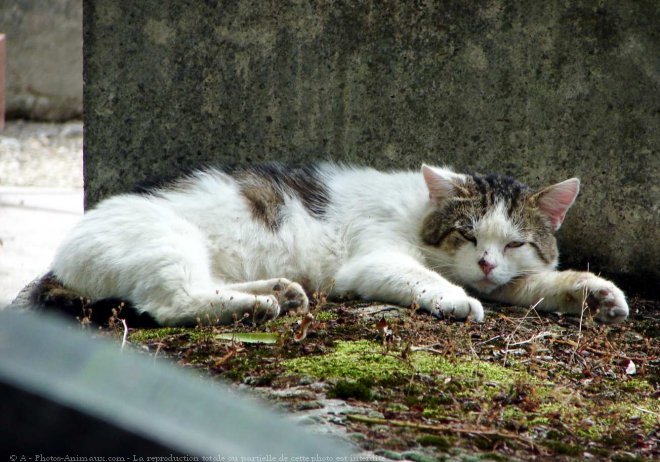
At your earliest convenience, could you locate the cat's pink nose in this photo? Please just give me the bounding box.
[478,258,496,275]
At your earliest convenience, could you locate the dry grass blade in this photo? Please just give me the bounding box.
[213,345,245,368]
[509,331,556,346]
[120,318,128,351]
[502,298,544,366]
[571,277,590,366]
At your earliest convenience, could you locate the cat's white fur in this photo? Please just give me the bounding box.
[51,164,628,325]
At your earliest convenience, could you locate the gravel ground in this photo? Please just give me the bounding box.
[0,120,83,188]
[0,120,84,307]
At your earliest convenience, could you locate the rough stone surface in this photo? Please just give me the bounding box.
[84,1,659,287]
[1,0,83,120]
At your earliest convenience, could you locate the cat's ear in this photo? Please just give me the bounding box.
[421,164,463,204]
[532,178,580,231]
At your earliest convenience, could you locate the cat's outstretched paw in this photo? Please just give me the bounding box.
[272,279,309,315]
[579,277,628,324]
[429,293,484,322]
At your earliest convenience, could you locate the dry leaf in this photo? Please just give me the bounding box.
[294,313,315,342]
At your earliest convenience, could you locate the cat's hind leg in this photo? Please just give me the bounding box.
[52,198,284,327]
[224,278,309,315]
[172,276,311,326]
[105,253,285,326]
[133,257,283,325]
[135,262,289,326]
[155,287,281,326]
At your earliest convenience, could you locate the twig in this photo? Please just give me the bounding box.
[213,346,245,368]
[497,315,519,325]
[345,414,536,448]
[153,342,164,362]
[475,335,501,346]
[359,306,404,318]
[553,339,656,362]
[503,298,544,366]
[411,347,445,355]
[632,406,659,417]
[509,331,556,346]
[410,342,445,352]
[571,277,589,366]
[120,318,129,351]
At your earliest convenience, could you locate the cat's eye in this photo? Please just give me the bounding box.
[458,230,477,245]
[506,241,525,249]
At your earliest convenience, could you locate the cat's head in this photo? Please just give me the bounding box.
[420,164,580,294]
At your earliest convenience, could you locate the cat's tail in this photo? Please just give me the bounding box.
[29,272,159,328]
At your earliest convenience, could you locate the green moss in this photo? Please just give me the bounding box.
[283,340,525,388]
[128,327,190,342]
[604,398,659,435]
[262,314,298,328]
[527,415,551,426]
[421,407,446,420]
[261,309,336,328]
[400,452,437,462]
[502,406,525,421]
[610,454,647,462]
[416,434,451,450]
[478,453,511,461]
[530,392,659,444]
[327,380,373,401]
[220,346,274,382]
[473,434,508,451]
[314,310,339,321]
[385,403,410,413]
[619,378,653,393]
[409,392,454,407]
[283,340,411,381]
[545,440,583,456]
[416,352,521,386]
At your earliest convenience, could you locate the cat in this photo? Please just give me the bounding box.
[33,163,629,326]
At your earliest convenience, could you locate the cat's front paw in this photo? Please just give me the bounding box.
[579,277,628,324]
[426,291,484,322]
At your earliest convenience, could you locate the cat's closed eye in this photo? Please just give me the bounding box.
[458,229,477,245]
[505,241,525,249]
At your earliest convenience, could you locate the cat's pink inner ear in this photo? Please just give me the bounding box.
[422,164,456,204]
[536,178,580,231]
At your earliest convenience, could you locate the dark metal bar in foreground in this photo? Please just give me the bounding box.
[0,310,352,458]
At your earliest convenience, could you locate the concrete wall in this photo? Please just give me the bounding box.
[84,1,659,289]
[1,0,83,120]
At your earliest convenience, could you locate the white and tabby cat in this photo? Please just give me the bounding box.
[35,164,629,326]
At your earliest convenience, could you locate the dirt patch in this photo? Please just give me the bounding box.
[110,296,658,461]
